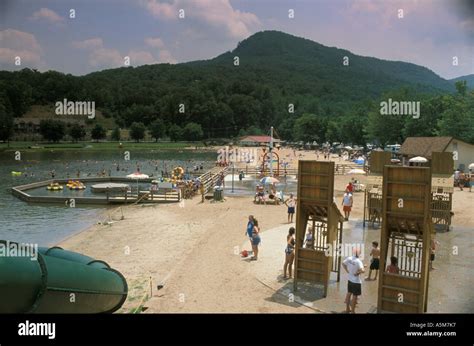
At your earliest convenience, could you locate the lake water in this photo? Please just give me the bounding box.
[0,148,298,246]
[0,149,216,246]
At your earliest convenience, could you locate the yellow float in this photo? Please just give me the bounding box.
[47,183,63,191]
[172,166,184,180]
[11,171,22,176]
[66,180,86,190]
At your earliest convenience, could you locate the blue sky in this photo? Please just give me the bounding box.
[1,0,473,79]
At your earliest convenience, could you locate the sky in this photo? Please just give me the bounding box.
[0,0,473,79]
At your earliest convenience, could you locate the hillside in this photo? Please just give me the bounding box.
[0,30,460,142]
[450,74,474,89]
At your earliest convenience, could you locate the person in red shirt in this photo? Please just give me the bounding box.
[346,182,354,193]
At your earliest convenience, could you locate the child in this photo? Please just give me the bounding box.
[430,238,440,270]
[386,256,400,274]
[304,227,314,249]
[366,241,380,280]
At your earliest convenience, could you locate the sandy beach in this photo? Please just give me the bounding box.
[58,148,474,313]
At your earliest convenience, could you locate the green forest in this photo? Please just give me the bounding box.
[0,31,473,145]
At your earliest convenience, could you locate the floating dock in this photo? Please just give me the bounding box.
[11,177,180,205]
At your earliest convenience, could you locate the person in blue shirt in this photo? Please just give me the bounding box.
[245,215,255,248]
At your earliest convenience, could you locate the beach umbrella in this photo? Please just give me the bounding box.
[344,146,353,150]
[347,168,366,175]
[260,176,280,184]
[391,159,401,163]
[468,163,474,170]
[409,156,428,163]
[126,172,149,179]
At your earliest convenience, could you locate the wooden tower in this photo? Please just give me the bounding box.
[377,166,432,313]
[293,161,344,297]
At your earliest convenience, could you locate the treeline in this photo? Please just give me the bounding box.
[31,119,204,143]
[288,81,474,146]
[0,66,472,145]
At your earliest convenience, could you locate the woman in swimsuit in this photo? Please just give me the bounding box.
[251,219,261,260]
[283,227,296,279]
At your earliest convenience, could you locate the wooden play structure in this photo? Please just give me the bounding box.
[363,151,391,228]
[377,166,432,313]
[430,152,454,232]
[293,161,344,297]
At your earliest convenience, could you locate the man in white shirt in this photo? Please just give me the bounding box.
[342,249,365,313]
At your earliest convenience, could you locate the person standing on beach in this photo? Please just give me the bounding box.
[284,194,296,223]
[341,189,353,221]
[430,238,440,270]
[365,241,380,281]
[251,219,261,260]
[342,249,364,313]
[283,227,296,279]
[245,215,255,248]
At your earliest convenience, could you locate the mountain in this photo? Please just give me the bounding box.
[208,31,454,93]
[450,74,474,89]
[0,30,458,139]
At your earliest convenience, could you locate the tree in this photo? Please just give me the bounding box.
[183,122,204,141]
[149,119,165,142]
[91,124,107,142]
[39,119,65,142]
[437,100,474,143]
[455,80,467,96]
[111,127,121,141]
[293,113,327,143]
[325,121,340,144]
[68,123,86,142]
[129,122,146,142]
[0,103,14,143]
[168,124,183,142]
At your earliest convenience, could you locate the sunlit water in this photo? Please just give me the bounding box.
[0,149,216,246]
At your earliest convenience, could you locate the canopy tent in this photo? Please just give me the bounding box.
[126,172,149,194]
[409,156,428,163]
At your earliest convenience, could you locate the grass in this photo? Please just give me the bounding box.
[0,141,201,152]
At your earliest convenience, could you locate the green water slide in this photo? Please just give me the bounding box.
[0,241,128,313]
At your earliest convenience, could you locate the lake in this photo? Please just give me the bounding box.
[0,148,216,246]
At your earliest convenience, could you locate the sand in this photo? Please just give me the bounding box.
[59,147,474,313]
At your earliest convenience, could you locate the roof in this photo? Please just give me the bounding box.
[239,135,281,143]
[399,137,453,158]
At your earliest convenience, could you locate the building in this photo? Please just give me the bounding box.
[399,137,474,171]
[238,135,281,147]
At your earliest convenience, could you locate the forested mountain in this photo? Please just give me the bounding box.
[1,30,472,144]
[450,74,474,89]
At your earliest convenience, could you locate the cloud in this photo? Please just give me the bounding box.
[127,50,156,65]
[145,37,177,63]
[30,8,64,23]
[89,47,123,68]
[0,29,43,67]
[145,37,165,48]
[72,38,104,50]
[72,36,172,68]
[140,0,261,39]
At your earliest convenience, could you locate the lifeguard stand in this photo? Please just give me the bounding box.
[430,152,454,232]
[377,166,432,313]
[363,151,391,228]
[293,161,344,297]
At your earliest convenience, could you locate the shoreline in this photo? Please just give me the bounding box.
[48,147,474,313]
